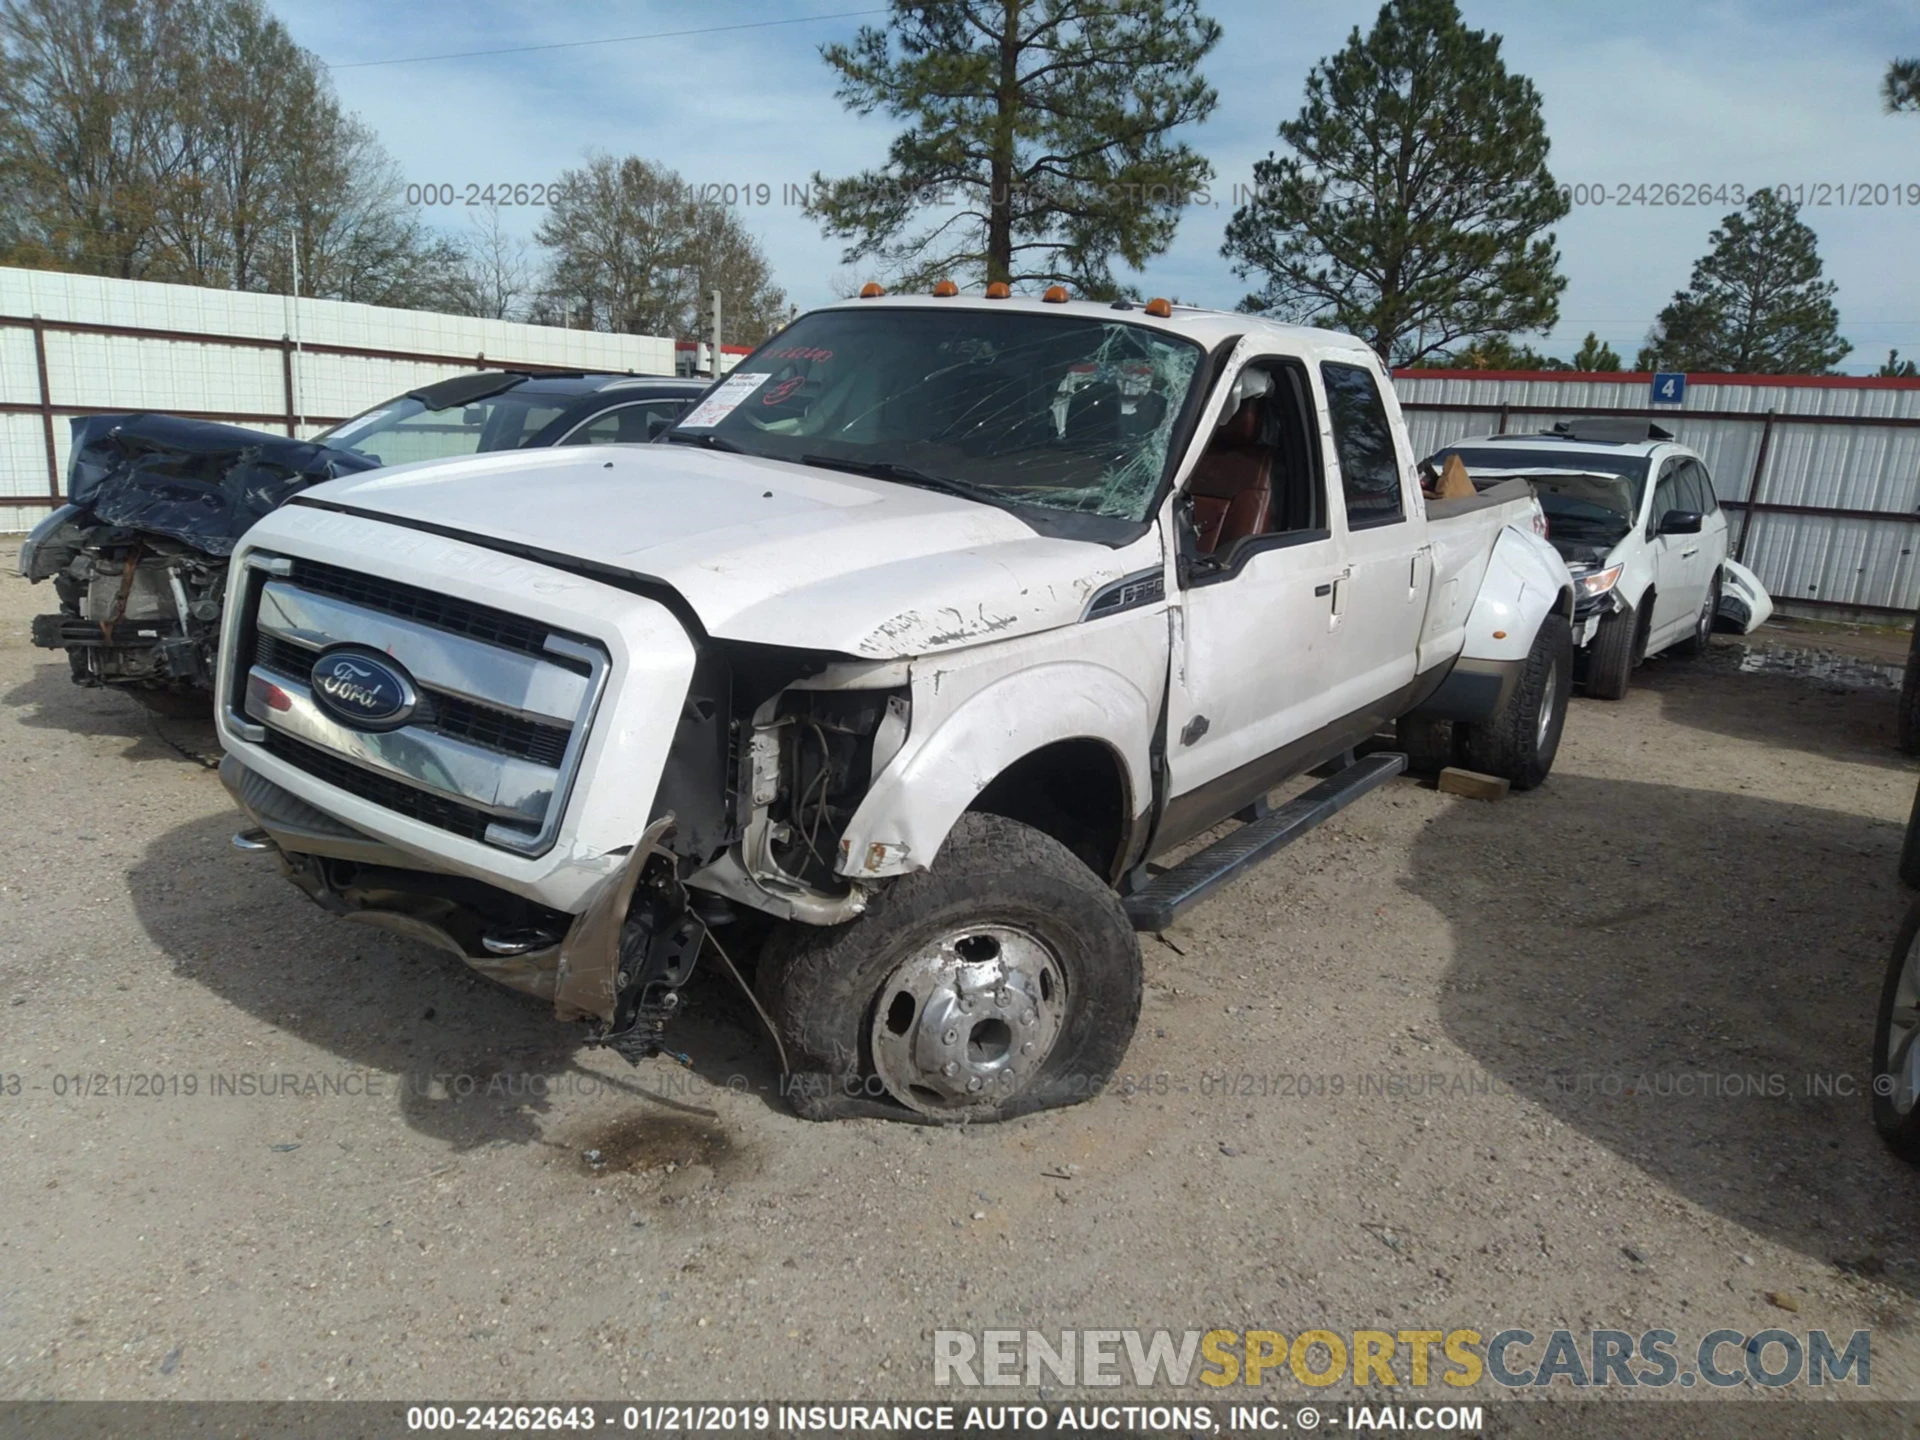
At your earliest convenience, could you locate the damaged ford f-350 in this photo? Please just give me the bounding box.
[215,292,1574,1123]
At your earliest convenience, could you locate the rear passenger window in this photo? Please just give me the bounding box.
[1320,362,1404,527]
[1687,459,1719,514]
[1672,464,1704,516]
[1651,461,1682,534]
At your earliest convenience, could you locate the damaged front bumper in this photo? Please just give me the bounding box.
[224,754,695,1054]
[1571,588,1623,648]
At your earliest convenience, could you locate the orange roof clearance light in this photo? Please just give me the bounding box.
[1144,297,1173,318]
[1041,285,1070,304]
[858,282,885,298]
[931,279,960,297]
[984,282,1011,299]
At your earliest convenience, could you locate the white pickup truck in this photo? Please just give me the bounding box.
[214,292,1574,1122]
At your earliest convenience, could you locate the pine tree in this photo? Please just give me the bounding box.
[1220,0,1568,364]
[1443,335,1565,371]
[805,0,1221,293]
[1637,190,1849,374]
[1571,332,1621,371]
[1886,58,1920,112]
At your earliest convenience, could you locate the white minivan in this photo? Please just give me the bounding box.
[1429,420,1753,699]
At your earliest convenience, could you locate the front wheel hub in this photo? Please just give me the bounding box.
[870,924,1067,1112]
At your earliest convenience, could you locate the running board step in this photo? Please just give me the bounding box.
[1124,752,1408,932]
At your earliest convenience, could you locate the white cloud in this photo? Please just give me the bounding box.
[279,0,1920,370]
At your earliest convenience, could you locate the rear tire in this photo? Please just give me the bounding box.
[1583,600,1641,701]
[1461,613,1572,792]
[756,812,1142,1123]
[1872,900,1920,1164]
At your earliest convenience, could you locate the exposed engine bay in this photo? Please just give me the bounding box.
[26,521,229,707]
[21,414,375,708]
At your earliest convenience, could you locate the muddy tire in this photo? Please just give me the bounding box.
[1583,600,1641,701]
[1460,613,1572,792]
[1395,714,1456,776]
[1872,900,1920,1164]
[756,812,1142,1124]
[1671,577,1719,658]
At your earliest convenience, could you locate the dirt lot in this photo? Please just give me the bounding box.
[3,545,1920,1428]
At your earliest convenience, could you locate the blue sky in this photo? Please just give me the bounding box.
[282,0,1920,370]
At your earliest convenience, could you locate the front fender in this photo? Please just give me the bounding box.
[837,658,1154,880]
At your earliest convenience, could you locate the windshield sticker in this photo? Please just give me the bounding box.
[679,372,770,428]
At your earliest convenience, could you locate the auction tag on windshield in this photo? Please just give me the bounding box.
[679,372,769,428]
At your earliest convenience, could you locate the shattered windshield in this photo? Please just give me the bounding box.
[669,307,1206,524]
[317,391,570,467]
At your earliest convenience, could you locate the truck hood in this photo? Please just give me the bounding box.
[294,444,1153,657]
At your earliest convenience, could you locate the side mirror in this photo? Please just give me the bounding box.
[1658,509,1702,536]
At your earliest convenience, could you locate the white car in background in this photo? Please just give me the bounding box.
[1428,421,1766,699]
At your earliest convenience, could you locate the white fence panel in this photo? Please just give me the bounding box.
[0,265,681,532]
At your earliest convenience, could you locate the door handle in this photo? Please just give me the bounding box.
[1681,547,1699,558]
[1326,567,1351,632]
[1314,583,1332,597]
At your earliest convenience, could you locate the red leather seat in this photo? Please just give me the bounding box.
[1188,399,1272,555]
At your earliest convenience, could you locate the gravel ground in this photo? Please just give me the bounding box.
[2,546,1919,1430]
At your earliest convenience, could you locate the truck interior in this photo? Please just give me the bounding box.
[1185,360,1325,556]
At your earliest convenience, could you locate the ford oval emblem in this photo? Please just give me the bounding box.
[309,646,418,730]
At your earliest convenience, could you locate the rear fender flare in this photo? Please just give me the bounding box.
[1458,525,1574,666]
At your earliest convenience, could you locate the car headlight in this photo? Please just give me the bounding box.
[18,504,77,580]
[1576,563,1623,598]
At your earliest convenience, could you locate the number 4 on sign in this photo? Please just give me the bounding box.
[1652,372,1687,405]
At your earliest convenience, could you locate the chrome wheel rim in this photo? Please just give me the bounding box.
[1887,928,1920,1117]
[1697,597,1714,648]
[870,924,1068,1113]
[1535,660,1559,752]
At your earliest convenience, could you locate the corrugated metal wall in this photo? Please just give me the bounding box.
[1394,371,1920,618]
[0,266,679,532]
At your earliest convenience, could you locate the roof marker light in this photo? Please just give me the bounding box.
[984,282,1011,299]
[931,279,959,297]
[859,282,885,298]
[1041,285,1069,304]
[1144,297,1173,318]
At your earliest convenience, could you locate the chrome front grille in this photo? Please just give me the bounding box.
[288,558,557,659]
[232,553,607,856]
[253,633,571,767]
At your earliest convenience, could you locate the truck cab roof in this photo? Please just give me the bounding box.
[816,291,1377,361]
